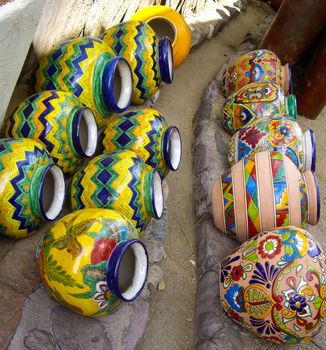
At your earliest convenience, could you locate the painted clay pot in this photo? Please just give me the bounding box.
[222,50,291,97]
[220,226,326,344]
[228,115,316,172]
[103,20,173,104]
[212,151,320,243]
[0,138,65,239]
[101,108,182,178]
[35,37,133,126]
[223,82,297,135]
[130,6,191,68]
[69,150,163,232]
[4,90,98,175]
[37,208,148,317]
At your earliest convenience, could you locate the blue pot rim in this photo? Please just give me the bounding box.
[311,171,321,224]
[163,126,182,171]
[158,37,174,84]
[106,239,149,302]
[72,107,92,157]
[308,129,316,172]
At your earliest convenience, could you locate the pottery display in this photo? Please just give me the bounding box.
[37,208,148,317]
[222,50,291,97]
[223,82,297,135]
[35,37,133,126]
[69,150,164,232]
[0,138,65,239]
[130,5,191,68]
[220,226,326,344]
[212,151,320,243]
[228,115,316,172]
[4,90,98,175]
[102,20,173,104]
[101,108,182,178]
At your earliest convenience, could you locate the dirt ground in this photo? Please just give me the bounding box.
[137,4,268,349]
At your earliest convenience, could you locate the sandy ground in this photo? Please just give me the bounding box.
[137,4,268,349]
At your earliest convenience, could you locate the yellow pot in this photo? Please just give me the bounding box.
[131,5,191,68]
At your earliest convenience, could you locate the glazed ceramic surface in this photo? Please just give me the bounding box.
[102,108,182,178]
[220,226,326,344]
[228,115,316,172]
[37,208,148,317]
[212,151,320,242]
[69,150,163,232]
[103,20,174,104]
[35,37,133,126]
[4,90,98,175]
[222,50,291,97]
[0,138,65,239]
[130,5,191,68]
[223,82,297,135]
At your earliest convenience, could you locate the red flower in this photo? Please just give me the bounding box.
[91,237,116,264]
[231,265,243,281]
[258,235,282,259]
[229,310,241,322]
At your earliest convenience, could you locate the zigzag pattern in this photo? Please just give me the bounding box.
[221,169,236,238]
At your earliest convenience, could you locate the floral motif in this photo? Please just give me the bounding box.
[225,284,245,313]
[270,120,295,148]
[249,261,279,289]
[93,281,111,309]
[278,229,309,263]
[308,239,321,258]
[220,255,240,288]
[231,265,243,281]
[258,235,282,259]
[250,317,279,335]
[91,237,117,264]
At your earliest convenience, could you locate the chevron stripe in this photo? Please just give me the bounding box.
[150,38,159,88]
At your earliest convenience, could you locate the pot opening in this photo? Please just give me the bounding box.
[114,59,133,110]
[164,126,182,171]
[303,129,316,172]
[152,171,163,218]
[76,108,98,157]
[148,18,176,43]
[158,37,174,84]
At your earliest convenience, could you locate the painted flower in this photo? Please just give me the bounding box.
[280,125,290,137]
[224,284,245,313]
[289,294,307,313]
[258,235,282,259]
[231,265,243,281]
[250,317,279,335]
[249,261,279,289]
[93,281,111,309]
[91,237,116,264]
[308,239,321,258]
[220,255,240,288]
[277,229,309,263]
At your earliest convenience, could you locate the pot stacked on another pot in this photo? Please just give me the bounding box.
[212,49,324,344]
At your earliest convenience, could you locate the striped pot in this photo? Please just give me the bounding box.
[101,108,182,178]
[0,138,65,239]
[4,90,98,175]
[35,37,133,126]
[102,20,174,104]
[223,82,297,135]
[212,151,320,243]
[69,150,164,233]
[228,115,316,172]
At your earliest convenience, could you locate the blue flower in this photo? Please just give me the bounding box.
[308,239,321,258]
[224,284,245,313]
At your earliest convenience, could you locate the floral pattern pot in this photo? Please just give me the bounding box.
[103,20,174,104]
[220,226,326,344]
[222,50,291,97]
[0,138,65,239]
[4,90,98,175]
[228,115,316,172]
[223,82,297,135]
[35,37,133,126]
[102,108,182,178]
[69,150,164,232]
[37,208,148,317]
[212,151,320,242]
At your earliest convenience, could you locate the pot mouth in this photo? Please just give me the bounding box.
[305,170,320,225]
[286,94,297,119]
[72,107,98,157]
[102,57,133,113]
[163,126,182,171]
[106,239,148,302]
[158,37,174,84]
[303,129,316,172]
[147,17,176,44]
[151,170,164,219]
[39,164,65,221]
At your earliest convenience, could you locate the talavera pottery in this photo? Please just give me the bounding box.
[35,37,133,126]
[102,20,174,104]
[228,115,316,172]
[102,108,182,178]
[4,90,98,175]
[0,138,65,239]
[37,208,148,317]
[130,6,191,68]
[223,82,297,135]
[222,50,291,97]
[212,151,320,243]
[69,150,164,232]
[220,226,326,344]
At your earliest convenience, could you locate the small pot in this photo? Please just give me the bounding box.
[37,208,148,317]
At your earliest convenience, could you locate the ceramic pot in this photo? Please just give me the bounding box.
[4,90,98,175]
[212,151,320,243]
[101,108,182,178]
[69,150,163,232]
[35,37,133,126]
[222,50,291,97]
[223,82,297,135]
[228,115,316,172]
[37,208,148,317]
[103,20,174,104]
[130,6,191,68]
[220,226,326,344]
[0,138,65,239]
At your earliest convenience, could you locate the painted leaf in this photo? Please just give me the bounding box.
[244,285,274,318]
